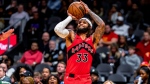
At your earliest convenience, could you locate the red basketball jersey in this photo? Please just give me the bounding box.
[66,34,96,75]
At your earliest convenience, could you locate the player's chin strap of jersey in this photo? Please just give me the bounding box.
[54,16,72,38]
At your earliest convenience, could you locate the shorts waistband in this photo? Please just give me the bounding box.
[65,73,90,78]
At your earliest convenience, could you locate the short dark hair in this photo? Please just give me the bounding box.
[57,61,66,68]
[34,72,42,78]
[128,46,136,50]
[42,67,51,73]
[48,74,60,84]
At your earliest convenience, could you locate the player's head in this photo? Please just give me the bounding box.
[77,18,92,35]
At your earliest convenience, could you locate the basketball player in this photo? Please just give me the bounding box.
[54,1,105,84]
[0,29,14,41]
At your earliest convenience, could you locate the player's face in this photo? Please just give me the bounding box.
[77,19,90,34]
[48,76,58,84]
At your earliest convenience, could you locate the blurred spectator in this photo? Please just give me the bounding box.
[0,63,8,72]
[33,72,42,84]
[10,74,17,84]
[95,42,109,63]
[134,62,150,83]
[108,43,121,72]
[20,77,34,84]
[58,38,66,53]
[91,0,99,15]
[5,0,17,11]
[112,16,129,36]
[39,0,51,20]
[19,70,33,84]
[108,4,122,24]
[140,0,150,24]
[48,74,60,84]
[0,6,5,30]
[0,55,8,64]
[146,26,150,34]
[27,6,38,17]
[0,55,13,69]
[0,66,11,83]
[143,52,150,63]
[44,40,61,71]
[24,12,44,49]
[41,67,51,84]
[123,0,133,15]
[126,27,140,46]
[4,0,17,18]
[19,70,33,78]
[58,0,68,20]
[98,7,107,22]
[20,42,43,67]
[118,35,128,52]
[39,32,50,53]
[0,6,5,17]
[103,80,114,84]
[140,61,150,67]
[134,66,150,84]
[102,24,118,46]
[57,51,65,63]
[9,4,29,28]
[47,0,61,15]
[13,64,33,82]
[126,3,143,29]
[90,68,101,84]
[56,61,65,81]
[120,46,141,70]
[136,32,150,58]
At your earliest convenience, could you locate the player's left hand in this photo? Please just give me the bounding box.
[80,1,90,14]
[0,29,14,41]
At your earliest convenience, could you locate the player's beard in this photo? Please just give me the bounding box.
[76,26,91,35]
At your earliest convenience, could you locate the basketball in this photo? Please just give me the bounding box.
[68,2,86,19]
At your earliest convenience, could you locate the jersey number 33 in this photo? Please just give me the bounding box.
[76,53,88,62]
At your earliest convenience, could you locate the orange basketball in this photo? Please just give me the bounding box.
[68,2,86,19]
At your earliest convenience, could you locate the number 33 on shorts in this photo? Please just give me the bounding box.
[76,53,88,62]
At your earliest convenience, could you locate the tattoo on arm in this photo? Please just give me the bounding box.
[88,10,105,44]
[88,10,104,26]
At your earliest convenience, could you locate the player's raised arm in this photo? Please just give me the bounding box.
[54,12,77,38]
[81,1,105,48]
[54,16,72,38]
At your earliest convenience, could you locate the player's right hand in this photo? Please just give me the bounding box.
[80,1,90,14]
[67,10,78,20]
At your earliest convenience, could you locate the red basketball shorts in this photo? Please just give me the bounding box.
[64,73,92,84]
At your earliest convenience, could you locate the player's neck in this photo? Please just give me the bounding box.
[78,33,87,40]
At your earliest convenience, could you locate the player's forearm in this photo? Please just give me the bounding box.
[54,16,72,38]
[88,10,105,26]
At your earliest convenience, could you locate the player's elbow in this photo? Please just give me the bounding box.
[54,28,69,38]
[98,21,105,27]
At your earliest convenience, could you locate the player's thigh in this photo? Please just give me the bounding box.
[79,76,92,84]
